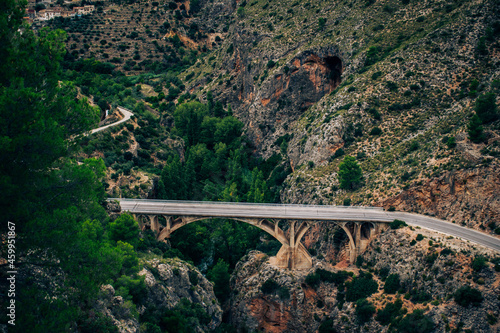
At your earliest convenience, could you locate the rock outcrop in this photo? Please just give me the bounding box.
[379,165,500,235]
[97,258,222,333]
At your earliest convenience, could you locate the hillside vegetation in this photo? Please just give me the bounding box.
[1,0,499,331]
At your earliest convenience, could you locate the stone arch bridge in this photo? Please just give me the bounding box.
[112,199,500,270]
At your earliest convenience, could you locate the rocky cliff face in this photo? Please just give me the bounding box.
[228,226,500,333]
[379,164,500,233]
[189,0,500,236]
[97,258,222,333]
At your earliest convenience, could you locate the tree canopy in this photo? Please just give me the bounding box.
[337,156,363,190]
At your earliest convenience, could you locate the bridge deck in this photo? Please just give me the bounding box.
[110,199,500,253]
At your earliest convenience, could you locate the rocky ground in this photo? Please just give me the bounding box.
[227,224,500,333]
[97,257,222,333]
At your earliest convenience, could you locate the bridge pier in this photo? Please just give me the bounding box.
[338,221,389,264]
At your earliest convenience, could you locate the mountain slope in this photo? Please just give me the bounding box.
[184,0,500,234]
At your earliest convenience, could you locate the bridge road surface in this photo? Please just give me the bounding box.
[113,199,500,253]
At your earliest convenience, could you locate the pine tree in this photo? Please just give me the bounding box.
[468,113,485,143]
[338,156,363,190]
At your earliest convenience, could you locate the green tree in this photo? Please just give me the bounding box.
[475,92,498,123]
[214,116,244,146]
[0,27,99,223]
[384,273,400,294]
[0,3,122,330]
[468,114,486,143]
[454,285,483,307]
[338,156,363,190]
[247,168,267,203]
[206,90,214,114]
[208,259,231,303]
[472,255,487,271]
[318,18,327,30]
[108,213,140,248]
[345,271,378,301]
[396,309,434,333]
[174,101,208,145]
[355,299,376,324]
[117,241,140,274]
[376,298,403,325]
[160,154,193,199]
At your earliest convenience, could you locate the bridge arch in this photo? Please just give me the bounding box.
[130,211,389,270]
[338,222,357,263]
[154,216,290,247]
[360,222,375,240]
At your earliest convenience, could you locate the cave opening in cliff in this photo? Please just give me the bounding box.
[324,56,342,88]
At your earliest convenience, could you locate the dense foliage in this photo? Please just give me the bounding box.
[0,2,147,331]
[454,285,484,307]
[337,156,363,190]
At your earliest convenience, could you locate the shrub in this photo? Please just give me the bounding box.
[306,269,350,289]
[267,60,276,68]
[114,274,147,304]
[378,266,390,280]
[207,259,230,303]
[440,248,453,256]
[475,92,498,123]
[371,71,382,80]
[365,46,382,66]
[188,270,199,286]
[486,313,498,325]
[305,272,321,288]
[78,313,118,333]
[355,299,376,324]
[386,81,398,92]
[395,309,434,333]
[425,252,438,266]
[390,219,407,229]
[370,127,383,135]
[366,107,381,120]
[277,286,290,300]
[318,17,326,30]
[446,137,456,148]
[454,285,483,307]
[384,274,400,294]
[318,319,337,333]
[472,255,487,271]
[410,289,432,303]
[416,234,424,241]
[261,279,280,294]
[334,148,344,158]
[356,255,364,267]
[376,298,403,325]
[345,271,378,302]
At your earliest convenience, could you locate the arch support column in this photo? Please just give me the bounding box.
[274,220,312,270]
[148,215,160,234]
[338,222,357,264]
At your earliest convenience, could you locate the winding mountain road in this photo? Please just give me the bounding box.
[112,199,500,252]
[90,106,133,134]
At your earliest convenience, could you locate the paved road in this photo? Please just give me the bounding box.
[91,106,133,134]
[111,199,500,252]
